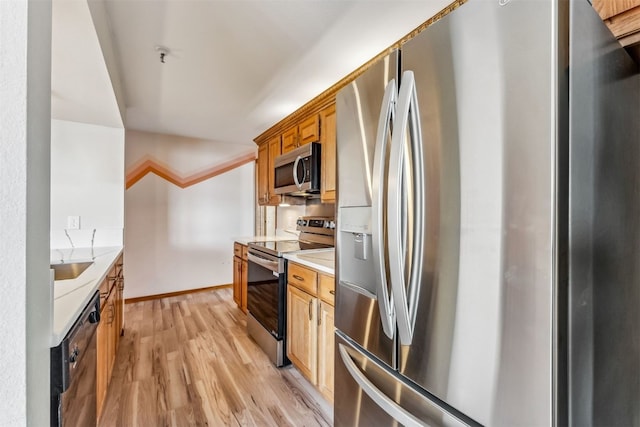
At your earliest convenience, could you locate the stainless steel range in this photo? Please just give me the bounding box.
[246,216,334,367]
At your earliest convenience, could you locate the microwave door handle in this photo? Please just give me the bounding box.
[372,78,397,339]
[293,155,304,189]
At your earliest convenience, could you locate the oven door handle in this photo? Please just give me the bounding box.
[248,252,280,274]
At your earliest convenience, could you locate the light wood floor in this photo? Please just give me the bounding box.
[99,287,332,427]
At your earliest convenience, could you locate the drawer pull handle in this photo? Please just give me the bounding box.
[293,274,305,282]
[329,290,335,295]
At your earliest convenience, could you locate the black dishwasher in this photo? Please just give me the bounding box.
[50,291,100,427]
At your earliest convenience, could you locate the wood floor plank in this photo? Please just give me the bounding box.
[100,287,332,426]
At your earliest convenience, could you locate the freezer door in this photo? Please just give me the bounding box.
[396,1,556,425]
[334,332,474,427]
[336,51,399,366]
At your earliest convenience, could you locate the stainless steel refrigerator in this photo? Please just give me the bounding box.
[334,0,640,426]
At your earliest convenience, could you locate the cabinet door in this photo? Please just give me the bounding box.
[116,257,124,338]
[282,126,298,154]
[96,307,108,420]
[241,258,248,313]
[116,279,123,342]
[298,114,320,146]
[318,301,335,403]
[233,255,242,306]
[592,0,640,20]
[257,143,269,205]
[320,104,336,202]
[106,295,117,381]
[287,285,318,384]
[267,136,282,205]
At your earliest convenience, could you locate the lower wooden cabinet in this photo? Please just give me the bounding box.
[286,262,334,402]
[287,284,318,383]
[317,301,335,402]
[96,253,125,421]
[233,255,242,306]
[232,242,248,313]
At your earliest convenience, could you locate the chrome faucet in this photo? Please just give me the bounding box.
[91,229,96,260]
[64,229,75,249]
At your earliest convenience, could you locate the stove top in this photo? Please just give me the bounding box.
[248,240,333,257]
[248,215,335,258]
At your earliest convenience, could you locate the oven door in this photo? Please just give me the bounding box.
[246,250,285,339]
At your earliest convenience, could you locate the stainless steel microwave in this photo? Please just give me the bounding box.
[273,142,321,196]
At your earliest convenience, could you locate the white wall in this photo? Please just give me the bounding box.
[50,119,125,249]
[0,0,51,425]
[125,130,255,298]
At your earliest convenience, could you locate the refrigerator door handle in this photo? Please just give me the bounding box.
[372,78,398,339]
[388,70,425,346]
[338,343,425,427]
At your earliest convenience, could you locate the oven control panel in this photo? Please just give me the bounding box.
[296,217,336,230]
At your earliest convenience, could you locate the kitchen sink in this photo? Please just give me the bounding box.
[50,261,94,281]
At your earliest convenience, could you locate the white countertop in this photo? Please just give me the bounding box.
[284,249,335,275]
[50,246,123,346]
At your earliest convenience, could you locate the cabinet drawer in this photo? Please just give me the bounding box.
[318,273,335,306]
[288,262,318,295]
[234,242,244,258]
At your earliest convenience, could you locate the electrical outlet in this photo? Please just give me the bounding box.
[67,216,80,230]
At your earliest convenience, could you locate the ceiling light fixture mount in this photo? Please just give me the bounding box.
[155,45,170,63]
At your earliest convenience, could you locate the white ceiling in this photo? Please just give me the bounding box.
[53,0,452,146]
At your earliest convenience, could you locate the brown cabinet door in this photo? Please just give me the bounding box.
[106,295,116,381]
[96,303,108,421]
[298,114,320,146]
[257,143,269,205]
[320,104,336,202]
[233,255,242,306]
[241,258,248,313]
[593,0,640,20]
[281,126,298,154]
[287,285,318,384]
[317,301,335,403]
[267,136,282,205]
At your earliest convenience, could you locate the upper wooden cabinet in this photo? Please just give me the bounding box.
[256,136,281,206]
[593,0,640,46]
[267,136,281,205]
[257,143,269,205]
[282,114,320,154]
[320,104,336,203]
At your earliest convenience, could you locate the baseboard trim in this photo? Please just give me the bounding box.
[125,284,232,304]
